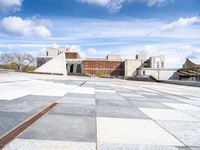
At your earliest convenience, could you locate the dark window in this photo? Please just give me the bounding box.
[162,62,164,68]
[70,64,74,73]
[143,71,145,75]
[76,64,82,73]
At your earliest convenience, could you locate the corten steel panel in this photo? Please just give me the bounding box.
[83,60,124,77]
[65,52,81,59]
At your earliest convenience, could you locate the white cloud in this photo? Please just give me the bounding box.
[78,0,123,13]
[0,0,23,13]
[87,48,97,54]
[161,17,200,32]
[77,0,173,12]
[1,16,52,38]
[137,0,174,7]
[51,43,59,48]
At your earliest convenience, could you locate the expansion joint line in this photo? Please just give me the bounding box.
[0,103,58,149]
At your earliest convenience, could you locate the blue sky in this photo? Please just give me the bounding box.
[0,0,200,68]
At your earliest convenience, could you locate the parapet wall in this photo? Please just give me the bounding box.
[138,68,179,80]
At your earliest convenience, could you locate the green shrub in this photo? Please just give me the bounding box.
[96,71,104,77]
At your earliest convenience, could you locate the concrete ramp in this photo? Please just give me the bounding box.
[34,52,67,75]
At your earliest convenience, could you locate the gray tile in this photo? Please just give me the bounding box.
[0,111,33,137]
[15,95,60,103]
[0,100,8,105]
[128,97,184,103]
[96,105,149,119]
[98,143,189,150]
[180,110,200,120]
[157,121,200,147]
[50,104,95,117]
[19,114,96,142]
[189,147,200,150]
[128,101,172,109]
[95,94,125,100]
[96,99,131,107]
[0,100,49,113]
[63,93,94,98]
[58,97,95,105]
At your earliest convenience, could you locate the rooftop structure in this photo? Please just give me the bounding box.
[178,58,200,81]
[35,47,178,80]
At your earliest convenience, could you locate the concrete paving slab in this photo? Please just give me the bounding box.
[97,117,184,146]
[0,100,8,105]
[19,114,96,143]
[57,97,95,105]
[0,100,49,113]
[70,87,95,95]
[1,73,200,149]
[157,121,200,147]
[118,93,145,98]
[128,101,172,109]
[95,89,116,93]
[0,111,33,137]
[137,92,159,96]
[127,97,184,103]
[179,110,200,120]
[139,108,199,121]
[0,90,30,100]
[3,139,96,150]
[95,94,125,100]
[96,105,149,119]
[14,95,60,103]
[63,93,94,98]
[49,104,95,117]
[163,103,200,111]
[96,99,131,107]
[98,143,189,150]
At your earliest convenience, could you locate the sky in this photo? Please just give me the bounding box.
[0,0,200,68]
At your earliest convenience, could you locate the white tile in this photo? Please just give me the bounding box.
[97,117,183,146]
[0,90,30,100]
[95,89,116,93]
[3,139,96,150]
[137,92,158,96]
[163,103,200,111]
[139,108,199,121]
[157,121,200,147]
[119,93,145,98]
[70,87,95,94]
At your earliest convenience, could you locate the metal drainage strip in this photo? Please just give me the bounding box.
[0,103,58,149]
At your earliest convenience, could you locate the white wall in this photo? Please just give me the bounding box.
[138,68,179,80]
[125,59,142,77]
[46,47,59,57]
[34,52,67,75]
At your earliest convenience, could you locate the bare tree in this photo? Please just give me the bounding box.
[0,53,35,71]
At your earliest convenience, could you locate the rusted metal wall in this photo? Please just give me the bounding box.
[83,60,124,77]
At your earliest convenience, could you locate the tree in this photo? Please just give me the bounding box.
[0,52,35,71]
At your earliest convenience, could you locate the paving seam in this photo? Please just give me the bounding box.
[108,83,192,149]
[143,87,189,99]
[0,77,94,149]
[0,103,58,149]
[0,80,30,84]
[151,119,192,150]
[143,87,200,109]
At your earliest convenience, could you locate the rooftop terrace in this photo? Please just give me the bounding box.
[0,72,200,150]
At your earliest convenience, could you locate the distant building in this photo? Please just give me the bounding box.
[35,47,178,80]
[178,58,200,81]
[183,58,200,69]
